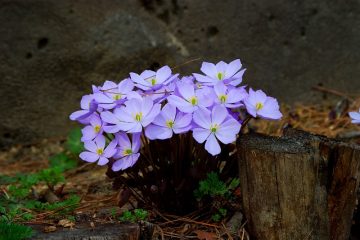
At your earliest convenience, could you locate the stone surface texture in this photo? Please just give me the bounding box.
[0,0,359,146]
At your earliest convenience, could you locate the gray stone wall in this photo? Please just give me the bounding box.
[0,0,359,146]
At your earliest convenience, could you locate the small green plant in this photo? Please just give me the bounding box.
[211,208,227,222]
[49,153,77,172]
[194,172,239,200]
[119,209,149,222]
[0,128,82,224]
[0,219,34,240]
[110,207,117,219]
[66,128,84,155]
[194,172,240,222]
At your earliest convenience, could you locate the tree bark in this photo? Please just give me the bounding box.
[237,128,360,240]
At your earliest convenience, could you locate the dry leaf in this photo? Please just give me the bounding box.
[194,230,217,240]
[58,219,75,228]
[43,225,57,233]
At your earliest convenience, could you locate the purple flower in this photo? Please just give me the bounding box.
[167,81,213,113]
[79,135,117,166]
[213,82,247,108]
[112,133,141,171]
[69,94,98,121]
[180,76,195,85]
[192,105,241,156]
[93,79,134,109]
[130,66,178,91]
[193,59,245,86]
[145,104,192,140]
[349,108,360,124]
[244,89,282,120]
[81,114,103,141]
[100,97,161,133]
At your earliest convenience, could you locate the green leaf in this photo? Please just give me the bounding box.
[0,219,34,240]
[228,178,240,190]
[194,172,229,199]
[21,213,33,221]
[218,208,227,217]
[38,167,65,187]
[8,185,31,199]
[0,175,17,185]
[211,213,221,222]
[66,128,84,155]
[119,210,136,222]
[134,209,148,221]
[49,153,77,172]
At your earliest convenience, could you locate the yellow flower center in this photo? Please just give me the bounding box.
[166,120,174,128]
[135,113,142,122]
[113,94,122,100]
[96,148,104,155]
[219,94,227,103]
[189,96,198,106]
[210,124,219,133]
[94,125,101,133]
[123,148,132,156]
[217,72,224,80]
[151,78,157,86]
[255,102,264,110]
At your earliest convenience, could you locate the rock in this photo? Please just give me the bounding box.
[0,0,359,146]
[0,0,180,147]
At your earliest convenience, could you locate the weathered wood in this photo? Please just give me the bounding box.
[30,223,140,240]
[237,129,360,240]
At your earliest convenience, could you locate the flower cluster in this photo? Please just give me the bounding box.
[70,60,282,172]
[349,108,360,124]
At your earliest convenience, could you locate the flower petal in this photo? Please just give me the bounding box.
[94,92,113,104]
[103,125,122,133]
[142,103,161,127]
[193,73,214,84]
[214,81,227,96]
[84,141,97,152]
[145,125,173,140]
[205,134,221,156]
[216,118,241,144]
[193,107,211,129]
[177,81,195,100]
[161,103,176,122]
[104,139,118,158]
[174,112,192,129]
[81,126,97,141]
[131,133,141,153]
[156,65,172,83]
[100,111,119,124]
[225,59,242,78]
[95,135,106,149]
[211,104,228,125]
[167,95,194,113]
[70,110,91,121]
[192,128,211,143]
[118,78,134,93]
[98,157,109,166]
[79,151,99,162]
[80,95,93,110]
[200,62,217,78]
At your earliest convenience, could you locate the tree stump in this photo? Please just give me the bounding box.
[237,128,360,240]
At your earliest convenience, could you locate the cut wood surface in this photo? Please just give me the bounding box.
[30,223,140,240]
[237,128,360,240]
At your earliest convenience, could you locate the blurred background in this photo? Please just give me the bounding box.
[0,0,359,148]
